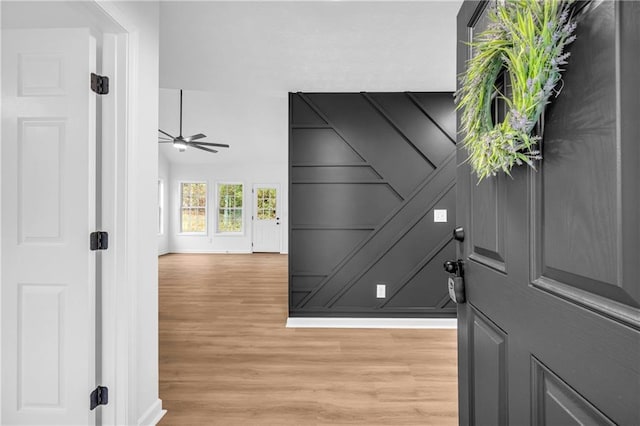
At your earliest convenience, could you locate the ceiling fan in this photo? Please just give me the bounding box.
[158,89,230,153]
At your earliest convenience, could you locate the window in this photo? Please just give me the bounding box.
[256,188,277,220]
[217,183,243,233]
[158,179,164,235]
[180,182,207,233]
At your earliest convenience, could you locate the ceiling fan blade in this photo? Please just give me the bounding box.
[159,137,173,141]
[189,141,230,148]
[158,129,175,139]
[185,133,206,142]
[191,145,218,154]
[158,140,175,143]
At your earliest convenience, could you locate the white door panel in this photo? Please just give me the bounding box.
[252,184,281,253]
[2,28,96,425]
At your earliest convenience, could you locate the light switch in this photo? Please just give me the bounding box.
[376,284,386,298]
[434,209,448,223]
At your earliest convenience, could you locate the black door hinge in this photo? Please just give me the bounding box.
[91,73,109,95]
[90,386,108,410]
[90,231,109,251]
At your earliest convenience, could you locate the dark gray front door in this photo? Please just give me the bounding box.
[455,1,640,424]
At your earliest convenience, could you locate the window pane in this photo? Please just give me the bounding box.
[220,184,242,208]
[197,183,207,207]
[181,208,207,233]
[181,209,191,232]
[218,208,242,232]
[235,186,243,207]
[181,184,190,208]
[256,187,276,220]
[258,207,276,220]
[217,184,243,232]
[195,208,206,231]
[180,182,207,232]
[181,208,190,232]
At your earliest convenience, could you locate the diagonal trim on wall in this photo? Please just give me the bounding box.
[296,153,456,309]
[405,92,457,143]
[361,93,438,169]
[298,93,406,200]
[324,180,456,309]
[379,232,454,309]
[290,92,457,318]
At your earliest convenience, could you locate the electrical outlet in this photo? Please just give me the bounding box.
[434,209,448,223]
[376,284,386,298]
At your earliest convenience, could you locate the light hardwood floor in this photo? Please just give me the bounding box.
[159,253,458,425]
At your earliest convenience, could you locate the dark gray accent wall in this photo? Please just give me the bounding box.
[289,92,457,317]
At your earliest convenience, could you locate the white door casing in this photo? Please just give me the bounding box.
[252,184,281,253]
[1,28,97,425]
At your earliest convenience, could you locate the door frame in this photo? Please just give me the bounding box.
[252,183,282,253]
[92,2,140,424]
[0,2,139,424]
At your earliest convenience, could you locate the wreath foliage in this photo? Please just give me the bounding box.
[456,0,577,181]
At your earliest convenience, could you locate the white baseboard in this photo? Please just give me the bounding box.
[286,317,457,329]
[158,249,170,256]
[137,399,166,426]
[169,249,252,254]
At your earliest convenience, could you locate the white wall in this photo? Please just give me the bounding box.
[169,161,288,254]
[110,1,163,424]
[158,151,171,255]
[159,88,289,254]
[158,1,460,255]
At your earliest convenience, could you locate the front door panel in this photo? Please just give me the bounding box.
[456,1,640,424]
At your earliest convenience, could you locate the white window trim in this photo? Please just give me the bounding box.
[215,181,245,235]
[178,180,208,235]
[158,178,164,236]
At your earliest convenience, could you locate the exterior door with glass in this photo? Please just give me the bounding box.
[252,184,281,252]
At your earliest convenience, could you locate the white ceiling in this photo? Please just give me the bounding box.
[1,1,125,32]
[158,87,289,165]
[158,0,462,164]
[160,0,462,92]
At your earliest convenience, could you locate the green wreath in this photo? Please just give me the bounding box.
[456,0,577,181]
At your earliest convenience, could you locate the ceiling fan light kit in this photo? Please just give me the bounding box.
[158,89,230,154]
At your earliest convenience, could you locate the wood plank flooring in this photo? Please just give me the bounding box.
[159,254,458,425]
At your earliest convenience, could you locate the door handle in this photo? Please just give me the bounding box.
[453,226,464,242]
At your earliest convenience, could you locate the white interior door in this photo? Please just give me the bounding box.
[252,184,281,252]
[2,28,97,425]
